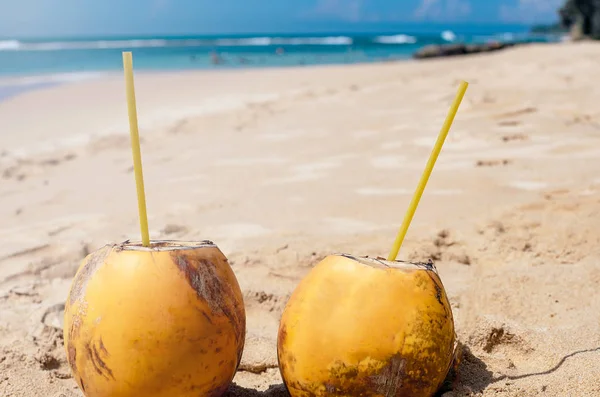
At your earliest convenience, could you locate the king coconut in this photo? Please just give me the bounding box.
[277,254,457,397]
[63,240,246,397]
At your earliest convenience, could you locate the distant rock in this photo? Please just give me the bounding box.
[412,41,516,60]
[559,0,600,40]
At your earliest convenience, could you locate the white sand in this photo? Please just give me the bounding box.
[1,42,600,396]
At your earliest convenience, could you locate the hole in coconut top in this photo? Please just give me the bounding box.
[337,253,435,271]
[117,240,217,252]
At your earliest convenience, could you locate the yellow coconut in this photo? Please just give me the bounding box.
[277,254,457,397]
[63,240,246,397]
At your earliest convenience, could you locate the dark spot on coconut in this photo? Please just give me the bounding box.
[67,345,77,373]
[85,343,102,376]
[68,315,82,342]
[99,338,109,356]
[425,258,435,270]
[207,383,229,397]
[290,352,447,397]
[171,251,246,360]
[339,253,436,272]
[434,285,443,306]
[201,311,213,324]
[215,347,222,353]
[218,360,224,366]
[85,342,115,381]
[368,354,406,397]
[278,324,287,352]
[423,270,450,318]
[324,382,336,393]
[287,381,316,395]
[80,377,86,392]
[66,314,84,374]
[69,245,112,305]
[278,357,287,374]
[93,342,114,379]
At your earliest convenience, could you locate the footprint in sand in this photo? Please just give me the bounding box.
[494,106,537,119]
[476,159,512,167]
[502,133,529,143]
[161,224,189,236]
[39,152,77,166]
[498,120,522,127]
[89,134,138,154]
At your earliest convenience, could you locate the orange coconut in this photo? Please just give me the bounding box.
[277,254,457,397]
[63,240,245,397]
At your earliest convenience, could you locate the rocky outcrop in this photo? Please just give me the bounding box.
[559,0,600,40]
[412,41,516,60]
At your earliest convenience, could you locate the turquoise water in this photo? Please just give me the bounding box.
[0,26,562,100]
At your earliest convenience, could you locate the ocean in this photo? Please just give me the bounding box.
[0,27,562,101]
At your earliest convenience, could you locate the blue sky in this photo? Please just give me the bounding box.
[0,0,564,38]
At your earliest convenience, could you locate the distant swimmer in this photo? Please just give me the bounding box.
[210,50,223,65]
[276,47,285,55]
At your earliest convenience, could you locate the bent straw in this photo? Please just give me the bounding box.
[122,51,150,247]
[387,81,469,261]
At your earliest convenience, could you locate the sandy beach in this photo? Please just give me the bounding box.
[1,41,599,396]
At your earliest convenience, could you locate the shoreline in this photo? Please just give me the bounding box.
[0,37,564,102]
[0,41,577,158]
[0,71,111,103]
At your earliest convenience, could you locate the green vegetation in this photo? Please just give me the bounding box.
[558,0,600,39]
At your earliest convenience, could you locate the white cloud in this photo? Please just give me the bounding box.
[499,0,564,23]
[303,0,364,22]
[413,0,472,21]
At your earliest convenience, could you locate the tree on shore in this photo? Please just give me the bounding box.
[559,0,600,39]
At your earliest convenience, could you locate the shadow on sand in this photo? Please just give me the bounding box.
[435,343,494,396]
[224,383,289,397]
[437,342,600,395]
[224,345,600,396]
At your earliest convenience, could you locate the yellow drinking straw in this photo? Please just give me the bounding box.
[387,80,469,261]
[122,51,150,247]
